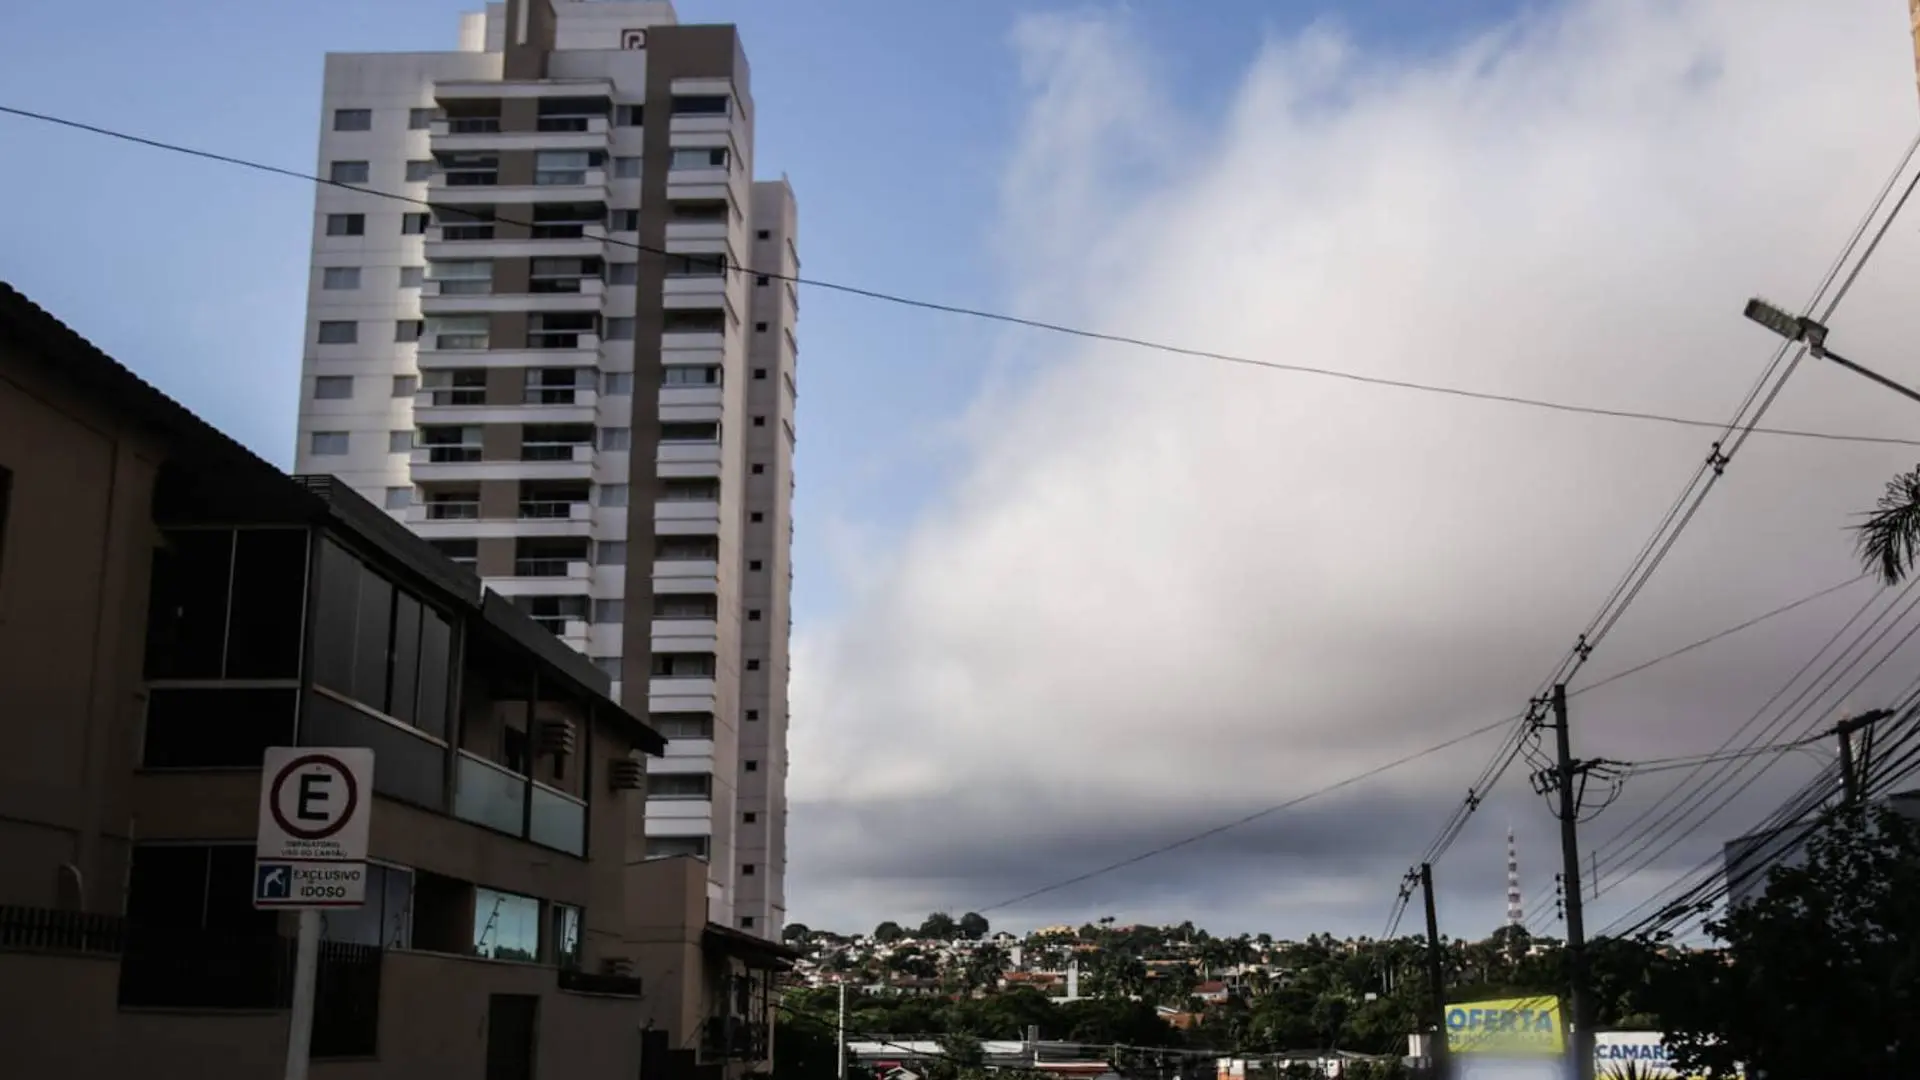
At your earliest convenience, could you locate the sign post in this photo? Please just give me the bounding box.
[255,747,374,1080]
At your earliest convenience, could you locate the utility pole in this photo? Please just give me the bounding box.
[1548,684,1593,1080]
[1419,863,1450,1078]
[1833,708,1892,808]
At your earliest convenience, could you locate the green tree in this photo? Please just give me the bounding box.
[919,912,959,940]
[783,922,813,944]
[1653,805,1920,1078]
[957,912,990,940]
[873,920,905,943]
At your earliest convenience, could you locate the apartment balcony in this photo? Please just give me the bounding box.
[417,333,602,371]
[427,114,612,154]
[657,439,723,465]
[649,676,718,712]
[407,443,595,483]
[652,618,720,652]
[659,386,723,425]
[586,621,623,657]
[661,275,729,309]
[655,499,722,524]
[664,221,731,243]
[666,168,732,201]
[421,276,606,315]
[645,797,715,825]
[434,77,614,102]
[423,222,608,262]
[653,558,720,586]
[426,165,609,205]
[660,330,726,356]
[412,388,599,427]
[516,615,591,651]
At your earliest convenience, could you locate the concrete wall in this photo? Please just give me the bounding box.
[0,342,163,915]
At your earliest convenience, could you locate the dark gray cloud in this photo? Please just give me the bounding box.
[783,0,1920,941]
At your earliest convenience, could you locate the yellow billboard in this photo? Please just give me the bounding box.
[1445,995,1566,1056]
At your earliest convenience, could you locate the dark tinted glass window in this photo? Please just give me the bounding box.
[143,687,297,768]
[416,609,452,740]
[311,540,360,692]
[144,530,233,679]
[126,845,208,929]
[388,592,422,725]
[351,566,394,707]
[225,530,308,679]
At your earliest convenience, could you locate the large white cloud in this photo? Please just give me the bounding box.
[785,0,1920,938]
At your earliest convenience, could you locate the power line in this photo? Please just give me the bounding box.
[5,102,1920,449]
[978,574,1872,919]
[1424,126,1920,921]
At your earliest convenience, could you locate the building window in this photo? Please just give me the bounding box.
[314,375,354,400]
[604,317,634,341]
[756,275,769,286]
[651,653,716,678]
[660,422,719,443]
[672,95,729,116]
[326,214,365,237]
[329,160,370,184]
[748,560,762,571]
[310,431,349,455]
[317,321,358,344]
[592,599,624,624]
[752,368,767,380]
[745,659,760,672]
[405,159,434,182]
[615,104,643,126]
[752,416,765,427]
[473,888,541,962]
[747,609,761,622]
[399,265,426,288]
[333,108,373,131]
[551,904,583,970]
[385,487,412,509]
[741,863,756,876]
[534,150,594,186]
[597,484,628,508]
[395,320,424,344]
[743,811,756,823]
[609,209,639,232]
[127,844,277,937]
[322,266,361,290]
[750,464,764,475]
[408,107,435,130]
[607,262,638,285]
[320,863,414,949]
[593,656,622,681]
[740,916,755,929]
[393,375,418,397]
[389,430,413,453]
[595,541,626,567]
[745,709,759,721]
[754,321,768,333]
[601,371,632,395]
[744,761,758,774]
[668,147,728,171]
[663,365,720,387]
[648,774,712,800]
[402,213,431,235]
[653,713,713,739]
[309,537,455,740]
[599,428,630,452]
[756,229,770,240]
[613,156,641,179]
[750,512,763,522]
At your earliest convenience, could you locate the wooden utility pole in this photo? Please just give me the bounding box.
[1834,707,1892,807]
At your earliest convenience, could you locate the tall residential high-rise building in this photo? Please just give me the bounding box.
[292,0,796,938]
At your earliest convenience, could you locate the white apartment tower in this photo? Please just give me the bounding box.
[292,0,796,938]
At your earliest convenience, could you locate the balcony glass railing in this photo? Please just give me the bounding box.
[518,500,578,520]
[513,558,578,577]
[432,334,489,350]
[521,442,587,462]
[453,752,526,836]
[425,389,484,406]
[437,225,494,241]
[527,332,587,349]
[434,279,491,295]
[425,502,479,521]
[523,387,582,405]
[424,446,481,463]
[530,224,587,239]
[536,116,592,133]
[530,784,587,856]
[447,117,501,133]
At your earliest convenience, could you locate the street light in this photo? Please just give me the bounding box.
[1743,297,1920,406]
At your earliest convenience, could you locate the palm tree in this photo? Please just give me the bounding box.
[1855,467,1920,584]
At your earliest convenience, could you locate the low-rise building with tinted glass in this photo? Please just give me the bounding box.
[0,283,792,1078]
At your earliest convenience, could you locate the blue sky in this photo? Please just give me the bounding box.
[0,0,1531,629]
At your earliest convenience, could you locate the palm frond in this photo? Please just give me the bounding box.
[1852,466,1920,585]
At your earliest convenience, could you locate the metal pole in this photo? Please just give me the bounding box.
[1550,685,1593,1080]
[1419,863,1450,1078]
[836,979,847,1080]
[1839,726,1861,807]
[283,908,321,1080]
